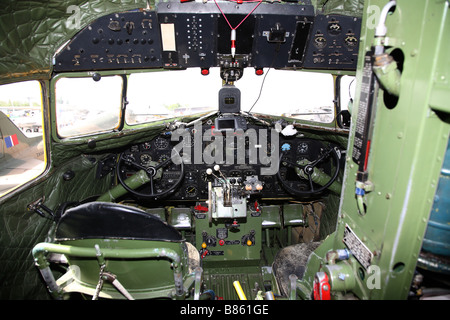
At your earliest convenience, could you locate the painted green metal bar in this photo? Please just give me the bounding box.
[97,169,150,202]
[296,159,342,194]
[298,0,450,300]
[32,242,184,299]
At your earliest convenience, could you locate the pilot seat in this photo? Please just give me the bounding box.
[32,202,201,300]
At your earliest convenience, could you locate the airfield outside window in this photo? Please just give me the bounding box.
[125,68,220,125]
[236,69,335,123]
[55,75,123,137]
[0,80,45,196]
[125,68,335,125]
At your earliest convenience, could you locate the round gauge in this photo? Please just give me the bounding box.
[140,153,152,166]
[158,153,169,163]
[154,137,169,150]
[314,36,327,49]
[297,142,309,154]
[185,171,196,181]
[141,142,151,150]
[328,23,342,35]
[345,36,358,47]
[281,142,292,152]
[185,185,198,197]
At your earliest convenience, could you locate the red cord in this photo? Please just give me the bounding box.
[213,0,262,57]
[213,0,263,30]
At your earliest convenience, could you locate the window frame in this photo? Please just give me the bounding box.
[51,72,126,140]
[0,79,48,197]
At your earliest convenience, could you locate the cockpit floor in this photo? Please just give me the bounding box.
[202,265,277,300]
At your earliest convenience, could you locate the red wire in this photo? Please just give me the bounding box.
[213,0,263,30]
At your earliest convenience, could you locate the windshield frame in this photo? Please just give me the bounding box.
[50,68,354,143]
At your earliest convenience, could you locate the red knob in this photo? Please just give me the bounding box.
[313,272,331,300]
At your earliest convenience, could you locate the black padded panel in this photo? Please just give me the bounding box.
[55,202,182,242]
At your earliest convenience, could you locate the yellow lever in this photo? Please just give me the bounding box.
[233,280,247,300]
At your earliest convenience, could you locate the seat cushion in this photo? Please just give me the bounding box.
[55,202,182,242]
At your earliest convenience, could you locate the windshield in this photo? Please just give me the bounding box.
[126,69,221,124]
[54,68,336,137]
[126,68,335,124]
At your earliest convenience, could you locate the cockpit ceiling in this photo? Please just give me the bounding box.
[0,0,363,83]
[0,0,149,83]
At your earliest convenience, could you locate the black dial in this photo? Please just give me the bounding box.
[154,137,169,150]
[140,153,152,166]
[141,142,152,150]
[158,153,170,163]
[297,142,309,154]
[185,185,198,197]
[345,36,358,47]
[314,36,327,49]
[328,22,342,35]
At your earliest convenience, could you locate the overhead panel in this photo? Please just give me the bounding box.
[303,14,361,70]
[157,1,315,70]
[53,10,164,71]
[53,2,361,72]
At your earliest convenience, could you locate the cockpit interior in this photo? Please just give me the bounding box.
[2,0,448,302]
[31,0,359,300]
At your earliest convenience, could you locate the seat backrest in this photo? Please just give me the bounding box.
[52,202,190,299]
[55,201,182,242]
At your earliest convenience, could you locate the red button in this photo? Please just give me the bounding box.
[201,68,210,76]
[255,68,264,76]
[219,240,225,246]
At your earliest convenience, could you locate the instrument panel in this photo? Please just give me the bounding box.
[118,121,340,201]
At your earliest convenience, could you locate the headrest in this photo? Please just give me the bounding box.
[55,202,182,242]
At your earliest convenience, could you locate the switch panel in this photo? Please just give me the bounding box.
[54,11,163,71]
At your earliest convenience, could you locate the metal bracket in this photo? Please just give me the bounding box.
[28,197,55,219]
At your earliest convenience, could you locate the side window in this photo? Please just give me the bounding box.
[0,80,45,195]
[55,75,123,137]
